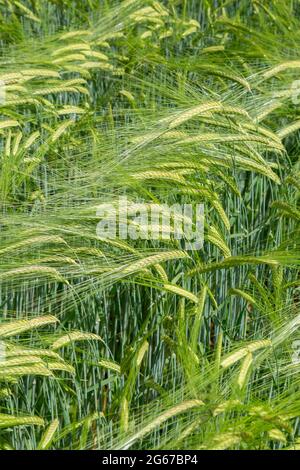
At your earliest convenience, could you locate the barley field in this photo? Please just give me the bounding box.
[0,0,300,451]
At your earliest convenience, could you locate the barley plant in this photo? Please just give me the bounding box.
[0,0,300,451]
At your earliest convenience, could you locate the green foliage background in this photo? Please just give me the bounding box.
[0,0,300,450]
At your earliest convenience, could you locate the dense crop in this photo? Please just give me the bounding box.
[0,0,299,451]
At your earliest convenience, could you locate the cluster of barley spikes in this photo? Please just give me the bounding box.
[0,0,300,451]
